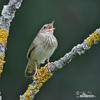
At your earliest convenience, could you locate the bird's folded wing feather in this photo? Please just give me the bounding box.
[27,41,36,59]
[27,33,43,59]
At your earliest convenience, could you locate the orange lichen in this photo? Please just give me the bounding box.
[0,29,8,44]
[20,66,53,99]
[0,29,8,76]
[86,31,100,46]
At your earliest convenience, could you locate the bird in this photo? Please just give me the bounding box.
[25,21,58,77]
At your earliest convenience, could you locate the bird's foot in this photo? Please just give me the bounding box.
[45,62,54,72]
[34,68,39,77]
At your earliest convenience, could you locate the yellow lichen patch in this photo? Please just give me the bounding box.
[32,66,53,92]
[32,85,39,91]
[33,76,38,80]
[33,66,53,88]
[34,67,53,81]
[39,82,43,87]
[0,55,5,76]
[0,29,9,43]
[22,85,33,100]
[25,96,32,100]
[0,29,9,76]
[86,31,100,46]
[24,85,31,97]
[20,66,53,99]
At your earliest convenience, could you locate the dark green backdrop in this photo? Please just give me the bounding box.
[0,0,100,100]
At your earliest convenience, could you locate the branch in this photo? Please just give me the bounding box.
[0,0,23,76]
[19,28,100,100]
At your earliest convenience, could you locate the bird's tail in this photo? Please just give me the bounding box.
[25,59,35,77]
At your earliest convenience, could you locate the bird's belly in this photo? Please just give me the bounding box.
[31,46,55,64]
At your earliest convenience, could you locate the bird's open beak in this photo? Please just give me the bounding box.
[51,20,55,25]
[48,21,55,30]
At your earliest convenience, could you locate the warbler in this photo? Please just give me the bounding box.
[25,21,58,77]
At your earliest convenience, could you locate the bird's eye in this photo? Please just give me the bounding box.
[43,26,47,29]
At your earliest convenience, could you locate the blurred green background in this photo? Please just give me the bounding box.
[0,0,100,100]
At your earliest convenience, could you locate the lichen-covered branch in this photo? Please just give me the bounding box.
[0,0,23,76]
[0,91,1,99]
[20,28,100,100]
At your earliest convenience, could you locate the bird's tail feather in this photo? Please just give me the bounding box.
[25,59,35,77]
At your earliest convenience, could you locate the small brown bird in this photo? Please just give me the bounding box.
[25,21,58,77]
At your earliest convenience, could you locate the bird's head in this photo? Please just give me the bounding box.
[39,21,55,35]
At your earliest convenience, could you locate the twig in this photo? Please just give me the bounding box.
[0,0,23,76]
[19,28,100,100]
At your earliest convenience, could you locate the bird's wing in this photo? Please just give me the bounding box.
[27,41,36,59]
[27,33,42,59]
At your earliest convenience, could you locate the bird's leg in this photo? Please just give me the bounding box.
[47,58,50,64]
[34,61,39,77]
[45,58,54,72]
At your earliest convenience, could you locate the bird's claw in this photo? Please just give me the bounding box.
[34,68,39,77]
[45,62,54,72]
